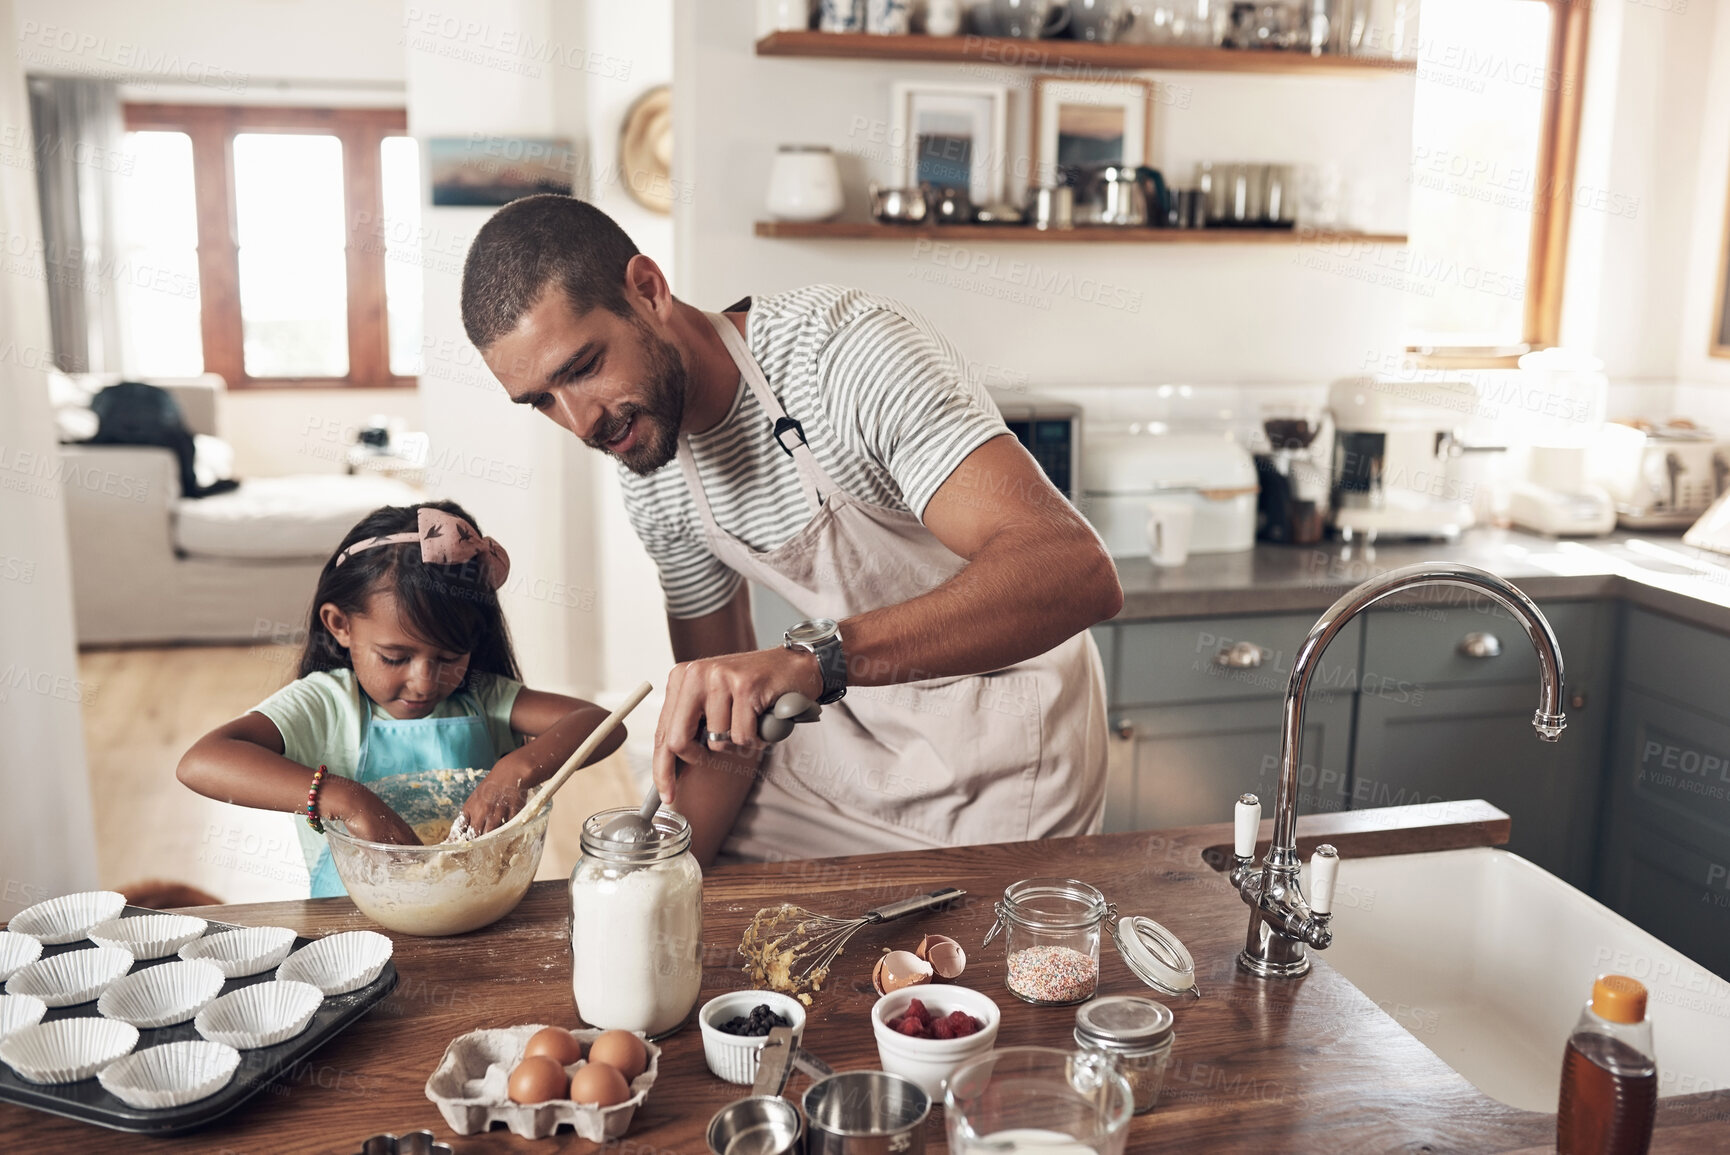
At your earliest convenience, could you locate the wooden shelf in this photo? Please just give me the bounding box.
[754,30,1416,76]
[755,220,1408,244]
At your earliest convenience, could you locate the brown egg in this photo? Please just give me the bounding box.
[507,1055,568,1104]
[569,1059,631,1107]
[587,1029,647,1082]
[915,934,967,982]
[872,949,934,996]
[523,1026,584,1066]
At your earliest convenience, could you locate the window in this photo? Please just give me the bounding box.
[1405,0,1589,363]
[120,105,417,388]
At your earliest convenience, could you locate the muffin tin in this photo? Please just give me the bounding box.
[0,905,397,1135]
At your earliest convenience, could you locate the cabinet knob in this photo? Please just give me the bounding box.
[1457,632,1502,659]
[1215,640,1268,669]
[1570,691,1587,710]
[1112,718,1136,740]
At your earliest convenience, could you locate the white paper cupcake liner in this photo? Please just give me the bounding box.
[0,994,47,1042]
[98,1039,241,1108]
[178,925,296,978]
[0,1016,138,1084]
[5,946,135,1007]
[89,914,210,961]
[0,931,43,982]
[275,930,392,996]
[425,1024,661,1140]
[194,980,324,1049]
[8,891,126,946]
[97,960,226,1029]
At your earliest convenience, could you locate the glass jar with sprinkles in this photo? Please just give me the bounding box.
[982,878,1115,1005]
[1074,995,1175,1114]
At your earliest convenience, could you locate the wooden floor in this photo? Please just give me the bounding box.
[76,645,639,906]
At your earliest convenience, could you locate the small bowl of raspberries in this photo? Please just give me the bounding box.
[870,984,1001,1100]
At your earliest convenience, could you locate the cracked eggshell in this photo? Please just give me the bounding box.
[872,949,934,996]
[915,934,967,982]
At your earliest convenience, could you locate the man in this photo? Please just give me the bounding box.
[461,196,1121,865]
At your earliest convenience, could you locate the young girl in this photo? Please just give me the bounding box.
[178,500,624,897]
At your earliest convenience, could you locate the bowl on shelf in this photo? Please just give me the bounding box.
[870,984,1001,1099]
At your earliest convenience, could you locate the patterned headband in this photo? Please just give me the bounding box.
[334,507,511,590]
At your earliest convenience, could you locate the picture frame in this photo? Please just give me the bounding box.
[889,81,1009,206]
[427,136,574,207]
[1030,76,1154,190]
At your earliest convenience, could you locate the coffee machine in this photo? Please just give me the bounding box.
[1327,376,1477,542]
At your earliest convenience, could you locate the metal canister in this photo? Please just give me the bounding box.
[1073,996,1175,1114]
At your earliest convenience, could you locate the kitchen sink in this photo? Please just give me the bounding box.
[1320,846,1730,1111]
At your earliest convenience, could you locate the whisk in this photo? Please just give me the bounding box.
[739,887,966,993]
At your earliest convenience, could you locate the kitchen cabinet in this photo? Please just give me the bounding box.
[1105,694,1355,833]
[1350,599,1612,887]
[1101,612,1361,833]
[1597,607,1730,979]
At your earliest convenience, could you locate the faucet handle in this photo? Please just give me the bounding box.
[1234,793,1261,859]
[1309,844,1340,915]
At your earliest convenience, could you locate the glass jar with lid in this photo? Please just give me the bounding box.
[983,878,1115,1005]
[569,808,703,1038]
[1074,995,1175,1114]
[983,877,1201,1006]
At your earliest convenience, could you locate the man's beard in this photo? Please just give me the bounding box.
[584,322,687,476]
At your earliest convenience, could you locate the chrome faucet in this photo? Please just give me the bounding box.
[1230,562,1568,978]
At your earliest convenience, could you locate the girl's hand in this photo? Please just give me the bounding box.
[325,779,422,846]
[461,757,535,836]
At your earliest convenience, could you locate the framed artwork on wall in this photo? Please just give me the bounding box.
[889,81,1009,205]
[1030,76,1154,189]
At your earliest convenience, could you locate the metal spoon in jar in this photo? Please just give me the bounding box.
[601,692,822,844]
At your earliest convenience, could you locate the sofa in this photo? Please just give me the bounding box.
[56,374,422,645]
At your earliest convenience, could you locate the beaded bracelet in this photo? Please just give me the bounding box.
[305,765,328,833]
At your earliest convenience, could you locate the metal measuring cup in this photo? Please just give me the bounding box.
[707,1026,832,1155]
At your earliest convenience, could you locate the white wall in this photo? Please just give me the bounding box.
[0,0,100,919]
[1561,0,1721,396]
[675,0,1419,387]
[1677,0,1730,394]
[405,0,606,695]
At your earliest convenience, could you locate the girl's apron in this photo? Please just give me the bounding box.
[307,690,498,897]
[678,312,1108,862]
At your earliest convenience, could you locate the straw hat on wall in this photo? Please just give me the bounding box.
[619,85,673,214]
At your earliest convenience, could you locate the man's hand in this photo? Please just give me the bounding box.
[325,778,422,846]
[653,645,821,803]
[460,755,535,835]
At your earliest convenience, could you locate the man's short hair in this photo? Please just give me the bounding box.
[460,195,641,350]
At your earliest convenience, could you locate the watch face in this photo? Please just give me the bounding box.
[786,618,840,647]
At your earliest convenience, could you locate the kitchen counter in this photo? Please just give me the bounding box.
[7,802,1728,1153]
[1116,526,1730,631]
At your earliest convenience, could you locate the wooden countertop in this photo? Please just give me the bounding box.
[7,802,1728,1153]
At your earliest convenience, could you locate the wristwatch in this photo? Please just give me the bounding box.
[784,618,847,705]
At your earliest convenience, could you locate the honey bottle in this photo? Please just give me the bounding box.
[1557,974,1658,1155]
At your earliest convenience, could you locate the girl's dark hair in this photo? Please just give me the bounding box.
[296,500,521,684]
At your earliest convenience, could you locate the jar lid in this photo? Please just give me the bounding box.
[1109,915,1199,999]
[1074,995,1174,1048]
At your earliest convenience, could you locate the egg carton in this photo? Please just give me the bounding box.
[424,1023,660,1141]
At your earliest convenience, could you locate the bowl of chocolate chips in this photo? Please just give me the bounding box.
[697,990,807,1085]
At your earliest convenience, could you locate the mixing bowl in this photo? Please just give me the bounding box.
[324,784,552,937]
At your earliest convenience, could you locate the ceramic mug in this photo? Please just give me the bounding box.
[924,0,965,34]
[819,0,865,32]
[867,0,912,32]
[1146,496,1195,566]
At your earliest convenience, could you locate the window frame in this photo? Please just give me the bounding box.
[1407,0,1591,369]
[122,103,414,390]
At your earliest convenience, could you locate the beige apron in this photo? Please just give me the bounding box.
[676,312,1107,861]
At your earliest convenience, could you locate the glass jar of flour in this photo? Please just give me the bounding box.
[569,808,703,1038]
